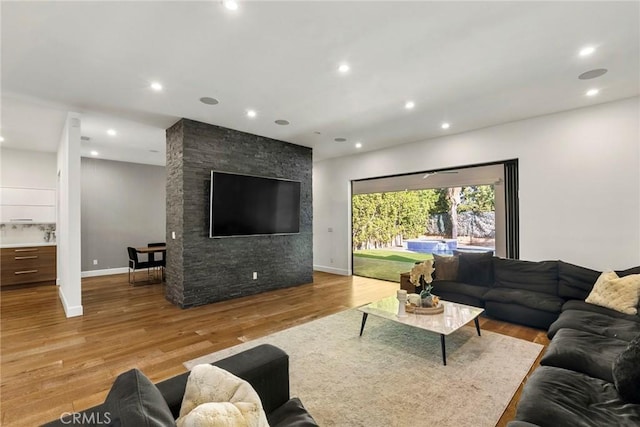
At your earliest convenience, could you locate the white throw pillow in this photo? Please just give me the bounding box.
[585,271,640,315]
[177,364,269,427]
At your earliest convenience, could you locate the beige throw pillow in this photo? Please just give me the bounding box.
[177,364,269,427]
[585,271,640,315]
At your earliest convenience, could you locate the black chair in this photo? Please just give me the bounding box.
[147,243,166,266]
[127,247,153,284]
[148,242,166,280]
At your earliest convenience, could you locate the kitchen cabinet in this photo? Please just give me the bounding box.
[1,245,57,286]
[0,187,56,223]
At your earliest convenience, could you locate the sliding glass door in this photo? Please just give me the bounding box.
[351,161,518,282]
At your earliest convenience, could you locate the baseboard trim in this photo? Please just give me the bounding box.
[58,286,83,317]
[81,267,128,278]
[313,265,350,275]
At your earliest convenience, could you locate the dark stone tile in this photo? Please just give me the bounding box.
[165,119,313,308]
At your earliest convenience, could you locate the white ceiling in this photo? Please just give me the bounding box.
[1,1,638,166]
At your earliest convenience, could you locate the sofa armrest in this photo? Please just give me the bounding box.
[156,343,290,417]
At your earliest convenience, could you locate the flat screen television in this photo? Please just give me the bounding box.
[209,171,301,237]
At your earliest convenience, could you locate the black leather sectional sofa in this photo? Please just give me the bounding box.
[430,252,640,427]
[511,302,640,426]
[431,251,639,330]
[43,344,318,427]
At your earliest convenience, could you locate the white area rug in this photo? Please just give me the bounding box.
[185,309,543,427]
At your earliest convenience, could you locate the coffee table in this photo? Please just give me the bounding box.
[358,296,484,365]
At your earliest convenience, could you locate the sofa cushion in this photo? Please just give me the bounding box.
[585,272,640,315]
[453,250,494,286]
[557,260,601,300]
[618,266,640,276]
[433,254,459,281]
[558,263,640,300]
[515,366,640,426]
[431,280,489,300]
[547,309,640,341]
[493,258,558,295]
[485,301,559,330]
[562,300,640,324]
[541,328,629,383]
[484,288,563,313]
[156,344,290,417]
[104,368,176,427]
[267,398,319,427]
[613,334,640,403]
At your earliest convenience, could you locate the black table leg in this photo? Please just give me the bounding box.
[440,334,447,366]
[359,313,368,336]
[474,317,481,336]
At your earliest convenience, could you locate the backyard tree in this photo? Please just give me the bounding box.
[427,186,495,238]
[447,187,462,238]
[459,186,495,213]
[395,190,438,244]
[352,189,438,249]
[459,185,495,242]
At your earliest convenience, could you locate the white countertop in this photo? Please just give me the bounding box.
[1,242,57,248]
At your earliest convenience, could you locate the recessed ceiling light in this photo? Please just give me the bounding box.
[275,120,290,126]
[313,131,322,135]
[107,129,117,136]
[90,150,99,156]
[355,142,362,149]
[586,88,599,97]
[405,101,415,110]
[338,63,350,73]
[441,122,451,129]
[334,137,347,142]
[150,82,163,91]
[200,97,219,105]
[149,149,159,153]
[0,136,4,142]
[578,68,607,80]
[224,0,238,11]
[579,46,596,57]
[246,110,257,118]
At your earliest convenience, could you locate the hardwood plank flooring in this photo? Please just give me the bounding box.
[0,272,548,426]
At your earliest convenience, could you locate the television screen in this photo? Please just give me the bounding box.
[210,171,301,237]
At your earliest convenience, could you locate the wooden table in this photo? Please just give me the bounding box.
[135,246,166,254]
[134,246,166,282]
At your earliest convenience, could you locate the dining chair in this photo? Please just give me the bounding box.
[148,242,166,280]
[127,247,152,284]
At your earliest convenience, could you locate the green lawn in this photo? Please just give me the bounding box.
[353,249,433,282]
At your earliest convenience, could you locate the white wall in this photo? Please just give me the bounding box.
[0,148,57,188]
[313,97,640,273]
[57,113,83,317]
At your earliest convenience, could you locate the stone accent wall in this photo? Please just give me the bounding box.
[165,119,313,308]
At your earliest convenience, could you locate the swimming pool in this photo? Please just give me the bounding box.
[405,238,493,255]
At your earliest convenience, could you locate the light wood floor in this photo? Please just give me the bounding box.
[0,272,549,426]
